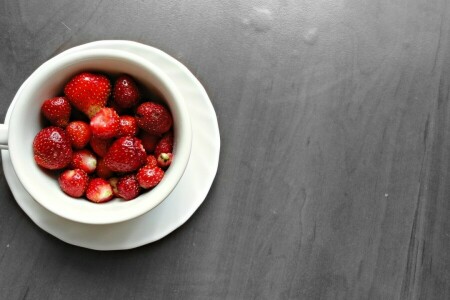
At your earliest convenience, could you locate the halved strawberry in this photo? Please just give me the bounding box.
[136,165,164,189]
[155,131,174,157]
[104,136,147,173]
[58,169,89,198]
[71,149,97,174]
[41,97,71,127]
[64,72,111,118]
[113,75,140,108]
[136,102,172,135]
[117,115,138,137]
[117,174,140,200]
[86,178,114,203]
[66,121,91,149]
[33,126,72,170]
[90,107,120,139]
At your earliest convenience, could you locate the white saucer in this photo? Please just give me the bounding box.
[1,40,220,250]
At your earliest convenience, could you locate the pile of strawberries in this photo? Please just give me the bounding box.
[32,72,174,203]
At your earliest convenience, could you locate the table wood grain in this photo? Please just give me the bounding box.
[1,0,450,299]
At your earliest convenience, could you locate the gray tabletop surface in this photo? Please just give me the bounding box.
[1,0,450,299]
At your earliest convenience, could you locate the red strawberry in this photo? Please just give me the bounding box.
[41,97,71,127]
[104,136,146,172]
[58,169,89,198]
[157,153,173,169]
[136,165,164,189]
[71,149,97,174]
[146,154,158,167]
[113,75,140,108]
[136,102,172,135]
[97,158,114,179]
[66,121,91,149]
[33,126,72,170]
[155,131,174,157]
[90,137,113,157]
[90,107,120,139]
[117,115,138,137]
[64,72,111,118]
[140,132,159,153]
[117,174,140,200]
[86,178,114,203]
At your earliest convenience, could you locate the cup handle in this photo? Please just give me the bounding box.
[0,124,8,149]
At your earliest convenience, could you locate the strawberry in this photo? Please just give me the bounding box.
[146,154,158,167]
[90,137,113,157]
[109,177,120,197]
[90,107,120,139]
[113,75,140,108]
[155,131,174,157]
[117,174,140,200]
[104,136,146,173]
[66,121,91,149]
[33,126,72,170]
[58,169,89,198]
[140,132,159,153]
[64,72,111,118]
[117,115,138,137]
[157,153,173,169]
[71,149,97,174]
[136,165,164,189]
[41,97,71,127]
[136,102,172,135]
[86,178,114,203]
[96,158,114,179]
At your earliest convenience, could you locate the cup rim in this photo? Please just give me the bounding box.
[8,48,192,224]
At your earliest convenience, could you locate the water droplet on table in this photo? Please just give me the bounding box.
[303,27,318,45]
[244,7,273,32]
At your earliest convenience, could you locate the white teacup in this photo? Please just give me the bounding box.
[0,49,192,225]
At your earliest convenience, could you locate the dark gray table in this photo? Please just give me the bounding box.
[1,1,450,299]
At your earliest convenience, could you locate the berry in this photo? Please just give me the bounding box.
[66,121,91,149]
[109,177,120,197]
[104,136,147,173]
[117,174,140,200]
[90,107,120,139]
[33,126,72,170]
[86,178,114,203]
[71,149,97,174]
[136,165,164,189]
[113,75,140,108]
[58,169,89,197]
[117,115,138,137]
[155,131,174,157]
[146,155,158,167]
[157,153,173,169]
[96,158,114,179]
[136,102,172,135]
[90,137,113,157]
[64,72,111,118]
[140,132,159,153]
[41,97,71,127]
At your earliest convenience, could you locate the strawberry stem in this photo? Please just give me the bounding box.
[160,153,170,162]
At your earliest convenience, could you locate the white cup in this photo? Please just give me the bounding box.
[0,49,192,224]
